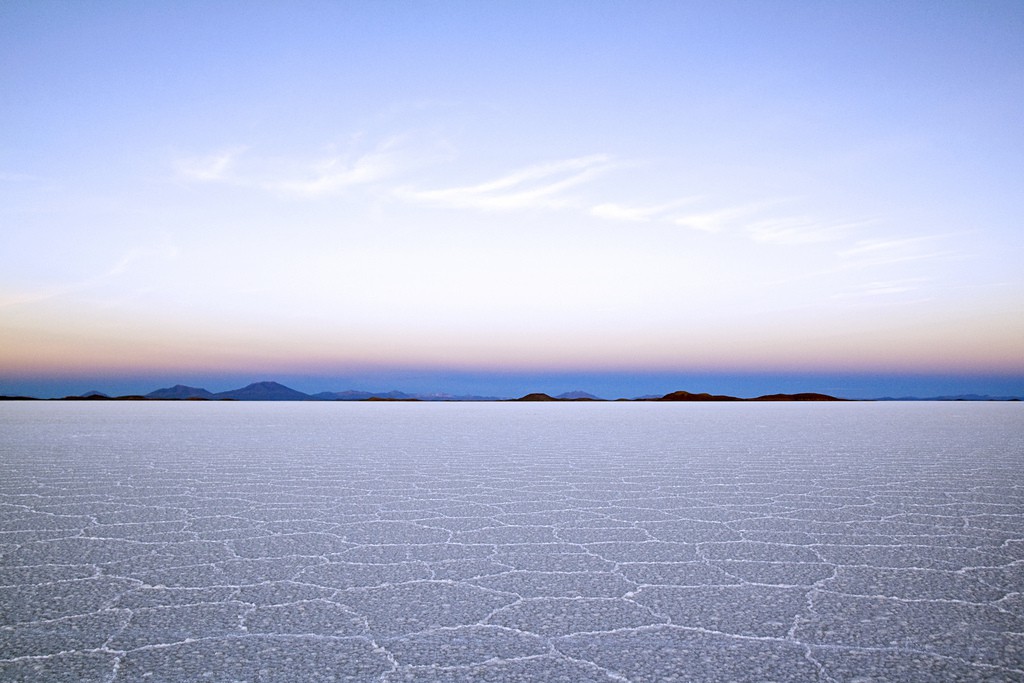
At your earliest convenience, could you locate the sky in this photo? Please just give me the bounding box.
[2,1,1023,399]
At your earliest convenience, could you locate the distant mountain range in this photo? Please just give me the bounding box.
[555,390,602,400]
[145,385,215,400]
[514,390,847,402]
[872,394,1022,401]
[1,381,1020,402]
[141,382,507,402]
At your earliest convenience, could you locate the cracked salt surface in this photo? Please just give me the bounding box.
[1,401,1022,682]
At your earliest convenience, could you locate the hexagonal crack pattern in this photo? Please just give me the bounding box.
[1,401,1022,682]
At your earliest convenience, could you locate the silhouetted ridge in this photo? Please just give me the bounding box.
[872,394,1022,401]
[213,381,312,401]
[555,390,603,400]
[146,384,215,400]
[657,391,741,402]
[313,390,416,401]
[652,390,843,402]
[9,380,860,401]
[752,392,844,401]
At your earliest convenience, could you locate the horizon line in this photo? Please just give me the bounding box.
[2,378,1022,402]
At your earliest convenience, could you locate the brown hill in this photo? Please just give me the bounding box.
[751,393,844,401]
[657,391,741,402]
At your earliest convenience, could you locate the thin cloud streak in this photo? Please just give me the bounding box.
[106,245,180,277]
[400,154,616,211]
[590,197,701,223]
[268,139,410,197]
[835,234,957,271]
[0,286,68,309]
[832,277,930,299]
[840,250,958,270]
[671,203,780,233]
[174,138,438,198]
[838,236,940,257]
[747,218,874,245]
[1,245,179,310]
[175,147,247,182]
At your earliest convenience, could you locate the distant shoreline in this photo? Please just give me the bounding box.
[1,393,847,402]
[1,382,1020,403]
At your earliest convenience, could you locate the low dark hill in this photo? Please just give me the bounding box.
[516,393,558,401]
[214,381,312,401]
[146,385,215,400]
[751,393,844,401]
[556,391,602,400]
[315,390,416,401]
[313,390,374,400]
[657,391,741,402]
[873,394,1022,401]
[61,394,148,401]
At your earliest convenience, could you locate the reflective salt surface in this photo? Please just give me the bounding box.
[1,401,1022,682]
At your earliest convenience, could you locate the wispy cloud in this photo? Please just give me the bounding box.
[105,245,180,277]
[590,198,700,223]
[836,235,955,270]
[401,154,615,211]
[267,139,408,197]
[1,243,179,311]
[834,278,929,297]
[174,137,439,198]
[843,250,956,271]
[831,278,934,306]
[838,236,936,258]
[747,217,872,245]
[175,147,246,182]
[671,204,768,233]
[0,286,68,309]
[591,194,872,251]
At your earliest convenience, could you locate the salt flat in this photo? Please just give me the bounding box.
[1,401,1022,681]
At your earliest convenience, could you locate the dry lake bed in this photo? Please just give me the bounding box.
[1,401,1022,681]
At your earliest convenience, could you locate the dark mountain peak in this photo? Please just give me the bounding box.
[656,390,842,402]
[81,390,109,398]
[314,389,416,401]
[752,392,844,401]
[146,384,214,400]
[245,381,291,390]
[516,393,558,401]
[377,391,415,400]
[415,393,508,401]
[556,390,602,400]
[657,390,740,402]
[214,381,311,401]
[313,390,373,400]
[930,393,1020,401]
[872,394,1022,401]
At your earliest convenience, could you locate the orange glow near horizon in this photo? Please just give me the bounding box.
[4,307,1022,378]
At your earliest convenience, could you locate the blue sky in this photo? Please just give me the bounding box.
[2,1,1022,398]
